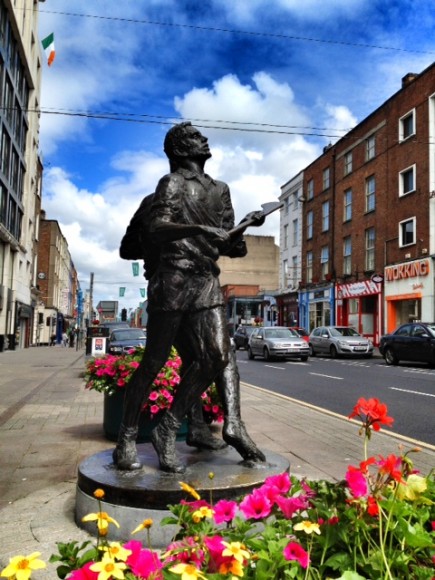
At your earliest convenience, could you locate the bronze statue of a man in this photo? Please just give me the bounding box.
[114,122,265,473]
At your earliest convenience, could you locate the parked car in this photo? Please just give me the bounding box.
[99,321,130,331]
[107,327,146,355]
[289,327,310,342]
[379,322,435,366]
[248,326,310,361]
[309,326,373,358]
[233,325,257,349]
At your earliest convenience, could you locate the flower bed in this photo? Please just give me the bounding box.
[84,346,224,423]
[4,398,434,579]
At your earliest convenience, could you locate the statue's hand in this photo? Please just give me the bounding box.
[201,226,231,246]
[242,210,266,227]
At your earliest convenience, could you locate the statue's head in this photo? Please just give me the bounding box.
[164,122,211,169]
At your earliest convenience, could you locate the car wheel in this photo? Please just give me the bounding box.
[235,343,240,350]
[330,345,338,359]
[384,347,399,366]
[263,347,271,361]
[309,344,315,356]
[300,356,308,362]
[247,347,255,360]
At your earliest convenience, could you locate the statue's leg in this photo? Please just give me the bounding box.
[114,310,182,470]
[218,349,266,463]
[186,398,227,450]
[151,307,229,472]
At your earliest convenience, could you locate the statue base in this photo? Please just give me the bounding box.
[76,442,289,545]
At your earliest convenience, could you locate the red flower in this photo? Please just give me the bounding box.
[349,397,394,432]
[377,454,404,483]
[367,495,379,516]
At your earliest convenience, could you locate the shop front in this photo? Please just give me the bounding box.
[335,280,382,346]
[384,258,434,333]
[299,285,334,333]
[276,291,299,327]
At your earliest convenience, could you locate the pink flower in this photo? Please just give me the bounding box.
[148,391,159,401]
[164,537,205,567]
[68,562,98,580]
[346,466,368,498]
[204,536,230,572]
[124,541,163,578]
[264,472,291,494]
[275,495,308,519]
[239,489,272,520]
[117,378,126,387]
[283,541,310,568]
[213,499,238,524]
[150,404,160,414]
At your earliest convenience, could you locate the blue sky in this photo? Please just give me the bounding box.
[37,0,435,312]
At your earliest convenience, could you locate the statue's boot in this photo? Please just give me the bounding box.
[113,424,142,470]
[222,418,266,462]
[151,411,186,473]
[216,350,266,463]
[186,400,227,451]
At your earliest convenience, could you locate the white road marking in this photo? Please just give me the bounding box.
[264,364,286,370]
[390,387,435,398]
[310,372,344,380]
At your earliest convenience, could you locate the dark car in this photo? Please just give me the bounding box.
[233,325,257,349]
[108,328,146,355]
[379,322,435,366]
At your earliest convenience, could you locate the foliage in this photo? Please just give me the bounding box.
[2,398,434,580]
[84,346,223,421]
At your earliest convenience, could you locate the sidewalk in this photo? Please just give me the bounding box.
[0,346,434,578]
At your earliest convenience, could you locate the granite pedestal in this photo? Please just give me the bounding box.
[76,442,289,546]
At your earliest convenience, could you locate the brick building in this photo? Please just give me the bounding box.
[282,63,435,345]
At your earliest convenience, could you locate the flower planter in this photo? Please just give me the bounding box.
[103,390,188,443]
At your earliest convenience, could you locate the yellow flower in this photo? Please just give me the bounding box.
[221,541,250,563]
[396,474,427,500]
[192,506,214,523]
[100,542,132,562]
[219,558,245,576]
[208,471,215,480]
[82,511,120,533]
[294,520,321,535]
[93,488,105,499]
[179,481,201,500]
[90,553,126,580]
[1,552,46,580]
[131,518,154,534]
[170,563,207,580]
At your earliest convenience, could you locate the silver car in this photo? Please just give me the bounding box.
[248,326,310,361]
[309,326,373,358]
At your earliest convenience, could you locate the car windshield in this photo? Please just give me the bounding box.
[264,329,294,339]
[111,329,145,340]
[424,325,435,337]
[293,328,308,337]
[330,327,360,337]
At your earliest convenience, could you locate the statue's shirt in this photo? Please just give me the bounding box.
[147,168,236,312]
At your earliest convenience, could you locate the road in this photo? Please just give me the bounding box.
[235,350,435,446]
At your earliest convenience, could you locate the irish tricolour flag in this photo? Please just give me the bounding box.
[41,33,55,66]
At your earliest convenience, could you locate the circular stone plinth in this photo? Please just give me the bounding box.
[77,442,289,510]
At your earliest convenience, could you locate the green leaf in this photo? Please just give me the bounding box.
[336,572,368,580]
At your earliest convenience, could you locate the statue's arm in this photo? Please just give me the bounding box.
[150,174,230,245]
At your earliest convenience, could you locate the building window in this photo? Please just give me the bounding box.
[365,227,375,271]
[322,201,330,232]
[320,246,329,278]
[399,217,416,247]
[283,224,288,249]
[307,179,314,200]
[399,109,415,141]
[307,210,313,239]
[283,259,288,286]
[344,151,353,175]
[399,165,416,196]
[292,255,298,287]
[323,167,330,190]
[284,197,290,214]
[306,251,313,283]
[344,188,352,222]
[343,236,352,275]
[366,135,376,161]
[365,175,376,213]
[292,218,298,246]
